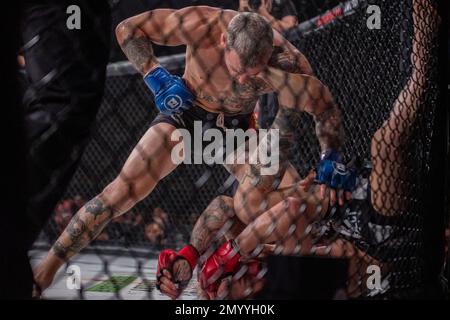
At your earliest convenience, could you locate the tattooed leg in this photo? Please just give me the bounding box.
[51,122,181,261]
[51,196,116,261]
[33,122,180,296]
[32,194,121,299]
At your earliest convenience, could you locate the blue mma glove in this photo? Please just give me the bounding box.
[316,150,357,192]
[144,66,194,115]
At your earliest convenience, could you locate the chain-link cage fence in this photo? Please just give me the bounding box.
[25,0,446,300]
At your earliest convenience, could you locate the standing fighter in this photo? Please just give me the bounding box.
[33,7,351,295]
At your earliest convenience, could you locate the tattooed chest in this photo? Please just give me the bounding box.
[195,78,272,114]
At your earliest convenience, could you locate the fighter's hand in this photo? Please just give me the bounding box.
[199,240,241,295]
[156,245,199,299]
[199,260,264,300]
[143,65,194,115]
[316,150,356,206]
[157,259,192,300]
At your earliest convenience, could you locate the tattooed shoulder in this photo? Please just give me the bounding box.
[268,46,304,74]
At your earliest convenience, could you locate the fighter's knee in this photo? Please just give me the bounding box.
[101,177,124,197]
[100,177,140,213]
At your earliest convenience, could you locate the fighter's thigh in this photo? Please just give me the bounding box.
[122,123,180,177]
[233,163,302,224]
[112,123,181,199]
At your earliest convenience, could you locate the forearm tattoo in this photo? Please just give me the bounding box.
[52,197,115,260]
[121,35,157,74]
[314,106,344,152]
[240,108,300,193]
[271,107,300,157]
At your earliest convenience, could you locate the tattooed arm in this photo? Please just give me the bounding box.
[268,68,343,153]
[115,7,235,74]
[51,197,116,261]
[272,30,314,75]
[231,71,343,223]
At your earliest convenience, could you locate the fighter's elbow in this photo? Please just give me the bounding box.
[115,20,130,43]
[115,18,141,44]
[293,51,314,76]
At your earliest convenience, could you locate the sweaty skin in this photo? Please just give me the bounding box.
[158,0,440,300]
[116,7,314,113]
[32,6,344,298]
